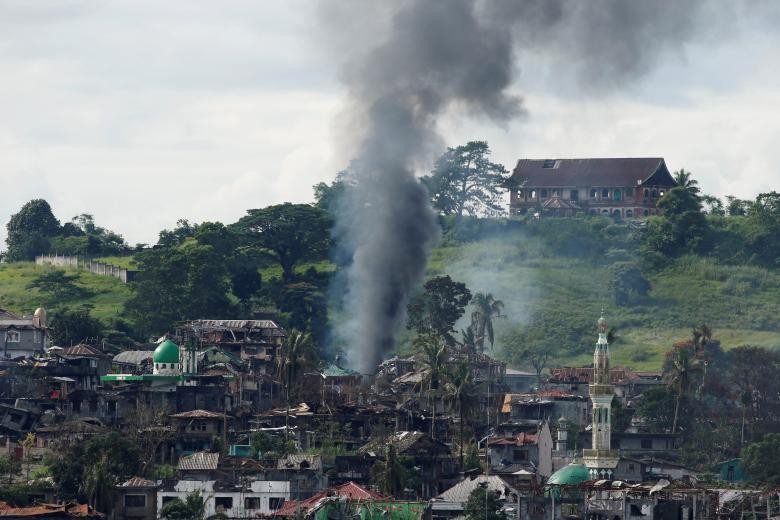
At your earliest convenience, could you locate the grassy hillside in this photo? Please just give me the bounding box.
[3,221,780,371]
[0,262,131,321]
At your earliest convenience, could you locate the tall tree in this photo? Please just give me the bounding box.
[470,292,504,352]
[664,346,703,434]
[276,330,317,436]
[5,199,60,261]
[422,141,510,218]
[407,275,472,346]
[444,359,478,466]
[234,203,333,282]
[464,487,507,520]
[371,443,406,497]
[417,334,447,439]
[742,433,780,485]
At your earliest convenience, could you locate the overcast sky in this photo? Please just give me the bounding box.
[1,1,779,247]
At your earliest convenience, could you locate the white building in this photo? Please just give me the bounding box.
[157,479,290,518]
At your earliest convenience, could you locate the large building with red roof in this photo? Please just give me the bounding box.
[509,158,677,218]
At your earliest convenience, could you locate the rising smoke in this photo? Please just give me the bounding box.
[319,0,722,374]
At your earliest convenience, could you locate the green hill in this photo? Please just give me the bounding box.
[3,218,779,371]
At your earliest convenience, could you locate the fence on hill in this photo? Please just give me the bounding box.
[35,255,138,283]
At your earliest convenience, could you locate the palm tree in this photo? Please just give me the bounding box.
[664,347,703,434]
[418,335,447,439]
[460,326,477,354]
[470,293,504,352]
[673,169,701,197]
[276,330,316,438]
[160,490,206,520]
[444,359,478,467]
[83,454,115,516]
[372,443,406,496]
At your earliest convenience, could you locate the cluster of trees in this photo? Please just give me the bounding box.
[635,328,780,479]
[3,200,129,261]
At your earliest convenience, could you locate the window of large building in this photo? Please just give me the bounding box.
[5,331,19,343]
[540,189,548,198]
[542,159,558,169]
[513,449,529,462]
[613,209,621,218]
[644,209,649,216]
[640,439,653,449]
[652,189,658,197]
[570,190,578,200]
[626,209,633,217]
[530,190,536,199]
[602,188,609,198]
[215,497,233,510]
[590,189,598,198]
[644,188,649,198]
[124,495,146,508]
[626,187,635,197]
[245,497,261,510]
[269,498,285,510]
[552,189,560,197]
[614,190,622,201]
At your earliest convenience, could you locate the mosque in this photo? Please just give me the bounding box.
[101,337,200,385]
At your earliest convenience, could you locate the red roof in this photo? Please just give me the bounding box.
[0,501,104,518]
[60,344,109,358]
[272,482,385,516]
[511,157,674,188]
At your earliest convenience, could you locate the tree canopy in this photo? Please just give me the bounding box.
[234,203,333,282]
[407,275,472,345]
[4,199,60,261]
[422,141,509,218]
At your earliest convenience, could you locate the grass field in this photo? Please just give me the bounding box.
[0,262,131,321]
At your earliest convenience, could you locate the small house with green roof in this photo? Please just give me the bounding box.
[321,358,362,405]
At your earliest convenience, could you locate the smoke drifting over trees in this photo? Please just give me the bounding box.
[318,0,735,373]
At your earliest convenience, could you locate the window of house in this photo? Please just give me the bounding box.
[161,496,176,505]
[640,439,652,449]
[530,190,536,198]
[200,423,207,431]
[628,463,635,472]
[614,190,622,201]
[215,497,233,510]
[124,495,146,508]
[613,209,621,218]
[269,498,285,510]
[540,189,548,198]
[513,449,528,462]
[630,505,647,516]
[644,189,649,197]
[34,330,41,343]
[517,189,524,198]
[590,189,598,198]
[626,209,633,217]
[726,466,735,481]
[570,190,579,200]
[552,189,560,197]
[602,209,610,215]
[542,159,557,169]
[644,209,649,216]
[245,497,261,510]
[6,331,20,343]
[161,363,166,369]
[626,187,635,197]
[652,189,658,197]
[602,188,609,198]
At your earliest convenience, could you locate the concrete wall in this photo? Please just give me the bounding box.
[35,255,137,283]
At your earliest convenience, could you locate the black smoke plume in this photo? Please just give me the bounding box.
[320,0,727,374]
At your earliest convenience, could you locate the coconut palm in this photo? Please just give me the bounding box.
[160,490,206,520]
[276,330,316,437]
[83,454,115,516]
[673,169,701,197]
[470,293,504,352]
[444,359,478,467]
[371,443,406,497]
[418,335,447,439]
[460,326,477,354]
[664,347,703,434]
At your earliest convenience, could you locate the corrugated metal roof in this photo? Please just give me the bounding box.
[177,452,219,471]
[61,344,109,358]
[113,350,154,365]
[121,477,158,488]
[170,409,227,419]
[277,454,322,471]
[435,476,511,504]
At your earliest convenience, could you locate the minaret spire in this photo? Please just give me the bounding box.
[582,313,619,479]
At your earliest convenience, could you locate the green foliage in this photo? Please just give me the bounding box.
[49,214,129,256]
[470,293,504,351]
[234,203,333,282]
[407,275,472,345]
[124,241,234,336]
[742,433,780,485]
[47,432,140,502]
[5,199,60,261]
[371,444,406,497]
[49,306,105,345]
[635,387,676,432]
[422,141,510,218]
[609,262,651,305]
[160,490,206,520]
[464,487,507,520]
[153,464,176,479]
[463,442,481,472]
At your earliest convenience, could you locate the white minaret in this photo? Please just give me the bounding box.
[582,314,619,479]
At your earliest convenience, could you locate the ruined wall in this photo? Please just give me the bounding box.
[35,255,137,283]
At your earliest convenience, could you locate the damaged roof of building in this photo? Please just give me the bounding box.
[170,409,227,419]
[511,158,675,188]
[177,452,220,471]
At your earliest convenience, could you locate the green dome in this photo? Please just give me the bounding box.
[153,339,180,364]
[547,463,589,485]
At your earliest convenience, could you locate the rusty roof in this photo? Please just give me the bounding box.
[60,344,109,358]
[0,501,104,518]
[512,157,674,188]
[488,431,539,447]
[120,477,158,488]
[273,482,385,517]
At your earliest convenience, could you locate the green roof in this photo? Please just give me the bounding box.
[153,339,180,364]
[322,363,359,377]
[547,463,589,485]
